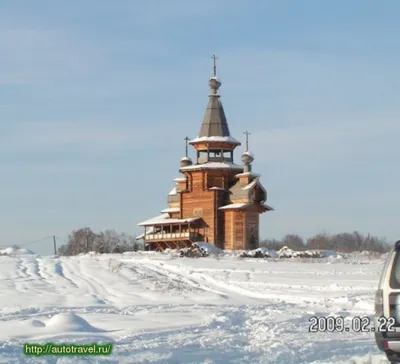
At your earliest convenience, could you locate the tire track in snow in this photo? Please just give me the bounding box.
[53,258,79,289]
[22,256,44,280]
[11,256,54,294]
[16,258,29,279]
[61,257,105,300]
[144,261,367,307]
[120,263,206,297]
[36,257,54,281]
[77,257,124,304]
[141,260,305,302]
[61,257,125,305]
[133,260,229,299]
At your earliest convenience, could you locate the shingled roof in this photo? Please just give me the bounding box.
[199,87,230,138]
[196,76,234,139]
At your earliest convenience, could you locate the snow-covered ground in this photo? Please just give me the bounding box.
[0,249,390,363]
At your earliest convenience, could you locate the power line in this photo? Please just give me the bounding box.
[19,235,53,247]
[55,236,68,244]
[0,235,53,248]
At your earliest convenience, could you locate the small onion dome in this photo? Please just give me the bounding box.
[241,150,254,165]
[180,156,193,167]
[209,76,221,92]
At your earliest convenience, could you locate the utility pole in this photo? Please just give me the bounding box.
[53,235,57,255]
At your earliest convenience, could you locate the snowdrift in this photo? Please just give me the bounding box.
[277,246,338,259]
[238,247,279,258]
[0,247,35,256]
[178,243,339,259]
[180,242,223,257]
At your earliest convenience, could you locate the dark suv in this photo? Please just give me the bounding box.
[375,241,400,362]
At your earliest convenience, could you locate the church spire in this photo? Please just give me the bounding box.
[198,54,231,138]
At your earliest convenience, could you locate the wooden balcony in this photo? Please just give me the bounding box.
[145,232,201,242]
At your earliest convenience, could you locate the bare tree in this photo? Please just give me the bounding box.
[59,228,139,256]
[281,234,305,250]
[259,238,282,250]
[61,227,96,256]
[306,233,332,250]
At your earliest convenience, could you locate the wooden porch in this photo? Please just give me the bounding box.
[140,217,206,252]
[145,240,193,251]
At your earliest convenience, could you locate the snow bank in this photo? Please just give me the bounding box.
[194,242,223,255]
[238,247,279,258]
[0,247,35,256]
[277,246,338,259]
[120,244,388,263]
[180,242,223,258]
[176,244,343,260]
[46,312,104,332]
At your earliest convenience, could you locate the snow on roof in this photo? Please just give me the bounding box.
[218,203,250,210]
[138,213,170,226]
[168,187,177,195]
[160,207,180,213]
[243,178,258,190]
[180,162,243,171]
[189,136,241,145]
[209,187,225,191]
[235,172,261,178]
[173,177,186,182]
[138,214,200,226]
[242,178,268,202]
[136,226,155,240]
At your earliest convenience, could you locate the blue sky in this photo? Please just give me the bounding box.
[1,0,399,254]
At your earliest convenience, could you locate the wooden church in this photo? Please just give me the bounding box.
[138,56,273,251]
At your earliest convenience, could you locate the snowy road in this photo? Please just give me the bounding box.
[0,251,388,363]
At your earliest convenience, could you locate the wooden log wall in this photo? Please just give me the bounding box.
[244,207,260,249]
[181,171,216,242]
[223,210,234,250]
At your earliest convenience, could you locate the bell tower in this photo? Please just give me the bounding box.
[190,54,241,167]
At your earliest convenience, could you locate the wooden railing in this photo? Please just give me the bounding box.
[145,232,200,241]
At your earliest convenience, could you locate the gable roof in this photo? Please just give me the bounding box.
[228,177,267,203]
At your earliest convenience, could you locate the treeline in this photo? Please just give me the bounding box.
[260,231,390,253]
[58,227,141,256]
[58,228,390,256]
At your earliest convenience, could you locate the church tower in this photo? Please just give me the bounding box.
[137,55,273,251]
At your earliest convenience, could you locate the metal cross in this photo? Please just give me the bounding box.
[211,54,218,77]
[243,130,251,151]
[184,136,190,157]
